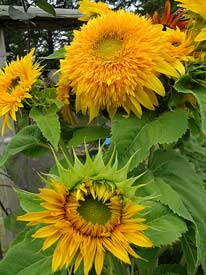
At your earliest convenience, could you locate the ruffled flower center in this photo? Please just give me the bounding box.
[96,37,122,58]
[7,76,20,93]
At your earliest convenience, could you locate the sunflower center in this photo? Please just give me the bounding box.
[96,38,122,58]
[7,77,20,93]
[78,196,111,225]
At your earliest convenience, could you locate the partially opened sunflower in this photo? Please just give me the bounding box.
[57,1,185,123]
[18,147,152,275]
[0,49,41,135]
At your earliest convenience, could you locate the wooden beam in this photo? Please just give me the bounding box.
[0,5,83,30]
[0,28,6,68]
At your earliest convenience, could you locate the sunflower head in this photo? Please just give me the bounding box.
[164,27,195,61]
[0,49,41,135]
[78,0,112,21]
[57,9,185,123]
[18,146,152,275]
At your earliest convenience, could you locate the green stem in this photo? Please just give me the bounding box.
[131,258,135,275]
[108,254,114,275]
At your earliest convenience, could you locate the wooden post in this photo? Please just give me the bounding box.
[0,28,6,68]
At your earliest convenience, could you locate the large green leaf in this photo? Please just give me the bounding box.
[181,225,199,275]
[136,247,161,270]
[143,201,187,247]
[0,227,62,275]
[175,75,206,135]
[15,189,44,212]
[109,109,188,170]
[30,105,60,151]
[149,150,206,273]
[153,264,187,275]
[137,177,193,222]
[68,127,110,147]
[0,125,49,166]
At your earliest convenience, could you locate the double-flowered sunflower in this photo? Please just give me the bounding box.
[18,147,152,275]
[57,2,185,123]
[0,49,41,135]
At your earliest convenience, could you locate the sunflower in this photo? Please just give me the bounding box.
[175,0,206,21]
[148,0,188,30]
[18,147,152,275]
[164,27,194,61]
[57,9,185,123]
[78,0,112,21]
[0,49,41,135]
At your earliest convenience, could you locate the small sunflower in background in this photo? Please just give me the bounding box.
[0,49,41,135]
[57,0,186,124]
[18,147,152,275]
[78,0,112,21]
[164,27,195,61]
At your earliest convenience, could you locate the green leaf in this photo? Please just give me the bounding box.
[42,48,65,59]
[30,105,60,150]
[109,109,188,170]
[136,247,161,270]
[175,75,206,135]
[143,201,187,247]
[149,150,206,273]
[0,227,60,275]
[15,189,44,212]
[0,125,49,166]
[35,0,56,16]
[4,209,26,234]
[138,177,193,222]
[153,264,187,275]
[181,225,198,275]
[68,127,110,147]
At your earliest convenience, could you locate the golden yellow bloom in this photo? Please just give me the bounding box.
[0,49,41,135]
[57,10,184,123]
[78,0,112,21]
[175,0,206,21]
[164,27,194,61]
[18,147,152,275]
[195,27,206,41]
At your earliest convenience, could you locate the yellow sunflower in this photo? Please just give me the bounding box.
[164,27,194,61]
[0,49,41,135]
[175,0,206,21]
[57,9,185,123]
[78,0,112,21]
[18,147,152,275]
